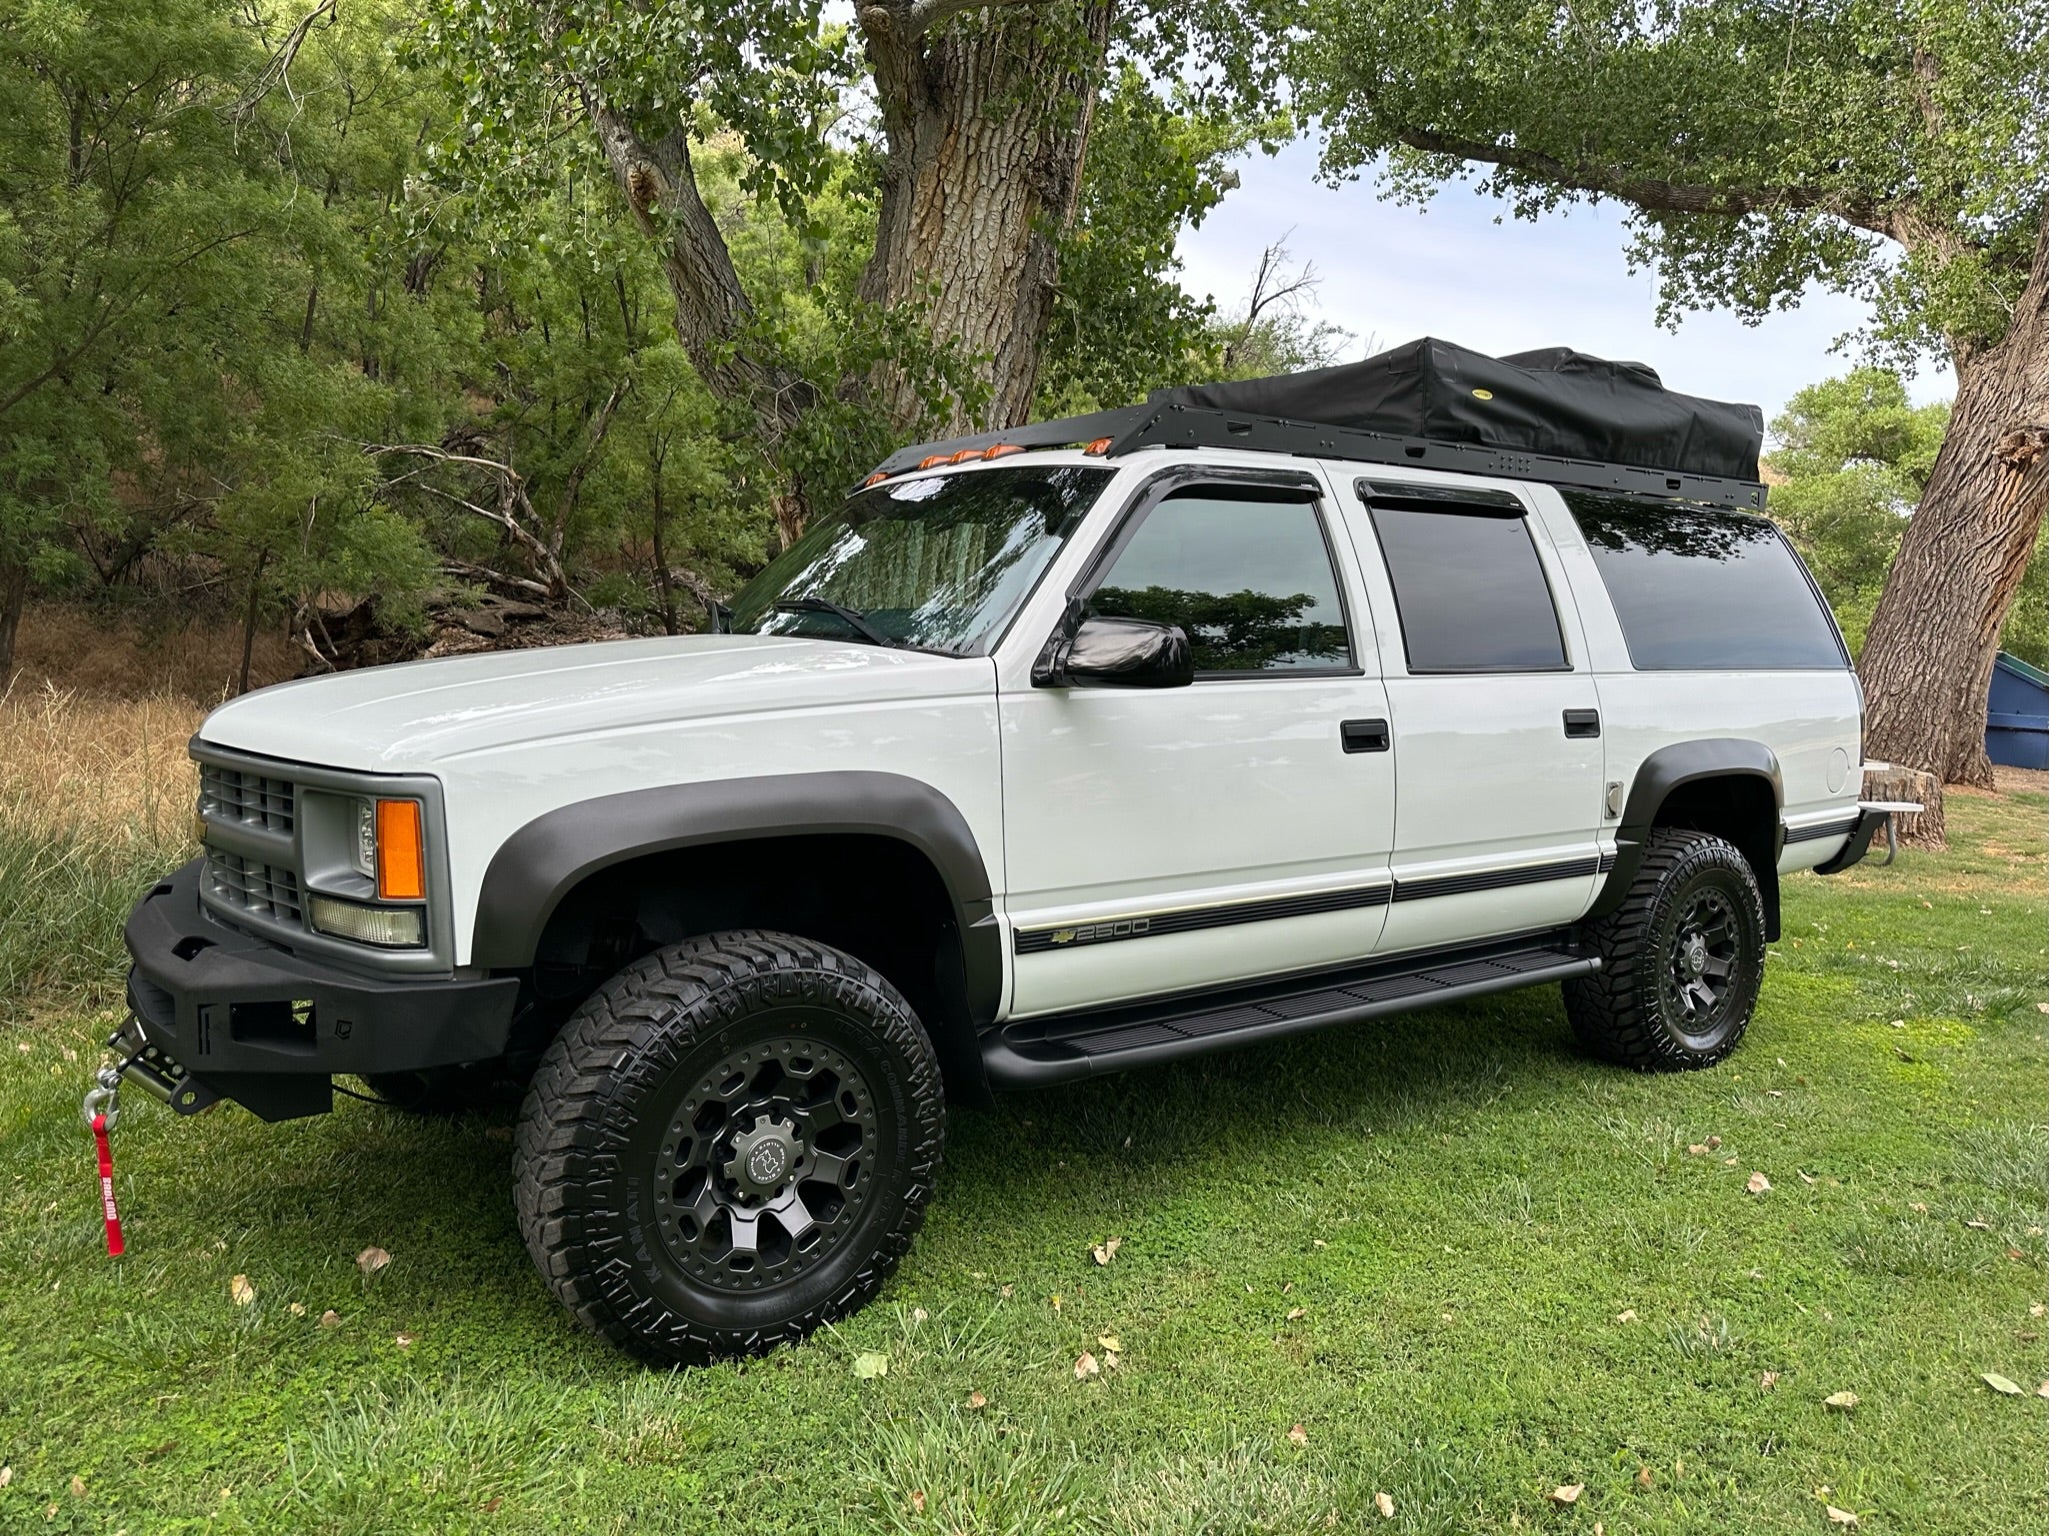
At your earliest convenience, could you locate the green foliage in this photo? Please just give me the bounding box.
[1298,0,2048,361]
[1765,370,1949,656]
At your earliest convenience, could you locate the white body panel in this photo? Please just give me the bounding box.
[200,635,1005,968]
[193,446,1865,1015]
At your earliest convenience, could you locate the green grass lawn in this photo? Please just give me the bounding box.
[2,786,2043,1535]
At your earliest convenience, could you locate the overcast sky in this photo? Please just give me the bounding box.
[1175,141,1955,436]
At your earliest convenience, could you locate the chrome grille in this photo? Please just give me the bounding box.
[198,763,296,834]
[204,849,304,924]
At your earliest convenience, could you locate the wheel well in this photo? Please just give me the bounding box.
[524,834,991,1104]
[1649,774,1781,940]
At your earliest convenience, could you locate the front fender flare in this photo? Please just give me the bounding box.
[469,772,1002,1030]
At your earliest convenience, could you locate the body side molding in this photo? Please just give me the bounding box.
[470,772,1002,1026]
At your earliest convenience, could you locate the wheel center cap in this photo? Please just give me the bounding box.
[1683,935,1709,976]
[724,1115,802,1201]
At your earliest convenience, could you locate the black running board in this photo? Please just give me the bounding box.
[982,934,1597,1089]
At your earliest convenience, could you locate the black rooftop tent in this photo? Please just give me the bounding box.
[870,337,1769,512]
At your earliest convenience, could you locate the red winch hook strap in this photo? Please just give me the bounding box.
[92,1112,125,1258]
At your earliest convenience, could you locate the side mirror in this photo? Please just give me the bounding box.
[1038,615,1193,689]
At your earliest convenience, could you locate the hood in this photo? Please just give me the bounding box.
[197,633,992,773]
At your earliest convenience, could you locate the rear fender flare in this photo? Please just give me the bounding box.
[1590,739,1784,932]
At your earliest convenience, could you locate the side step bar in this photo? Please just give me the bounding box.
[982,935,1598,1090]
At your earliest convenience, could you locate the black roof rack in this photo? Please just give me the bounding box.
[870,403,1769,513]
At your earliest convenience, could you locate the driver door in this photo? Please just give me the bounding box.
[999,469,1396,1017]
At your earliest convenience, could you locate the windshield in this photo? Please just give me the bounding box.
[729,464,1113,655]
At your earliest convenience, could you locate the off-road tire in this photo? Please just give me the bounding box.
[513,930,944,1364]
[1565,829,1766,1070]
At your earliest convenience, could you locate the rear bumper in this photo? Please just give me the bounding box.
[1812,809,1888,875]
[123,860,519,1120]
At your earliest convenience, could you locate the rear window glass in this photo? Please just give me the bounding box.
[1367,505,1568,672]
[1565,493,1847,670]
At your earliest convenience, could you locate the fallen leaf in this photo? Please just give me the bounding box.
[1910,1202,1929,1213]
[69,1476,85,1498]
[356,1247,392,1280]
[1706,1135,1722,1150]
[1826,1506,1858,1527]
[911,1307,928,1324]
[1747,1171,1773,1194]
[1097,1333,1122,1354]
[1761,1371,1780,1390]
[1798,1171,1817,1185]
[1966,1218,1992,1231]
[483,1496,502,1513]
[1287,1307,1307,1321]
[852,1352,889,1380]
[0,1467,10,1489]
[1823,1391,1859,1410]
[320,1310,340,1328]
[1767,1089,1784,1098]
[2036,1381,2049,1399]
[1723,1156,1739,1166]
[2034,1304,2047,1319]
[1313,1238,1327,1248]
[394,1332,417,1348]
[288,1302,306,1318]
[967,1391,988,1410]
[1549,1484,1583,1506]
[1687,1143,1709,1156]
[1981,1372,2024,1396]
[1636,1467,1654,1489]
[910,1490,926,1515]
[1074,1351,1100,1380]
[1616,1309,1638,1323]
[1091,1236,1123,1266]
[1000,1285,1014,1299]
[1050,1294,1062,1312]
[1286,1423,1308,1446]
[1374,1491,1395,1519]
[229,1274,256,1307]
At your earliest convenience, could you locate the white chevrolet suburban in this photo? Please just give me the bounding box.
[106,340,1892,1363]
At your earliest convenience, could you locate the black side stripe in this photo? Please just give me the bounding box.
[1391,855,1602,903]
[1784,817,1858,844]
[1014,883,1391,954]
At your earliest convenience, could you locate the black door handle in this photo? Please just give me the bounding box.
[1341,718,1390,753]
[1563,708,1601,739]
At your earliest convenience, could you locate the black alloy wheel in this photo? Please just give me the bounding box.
[514,930,945,1364]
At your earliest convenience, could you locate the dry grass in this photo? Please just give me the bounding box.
[8,602,297,703]
[0,680,202,848]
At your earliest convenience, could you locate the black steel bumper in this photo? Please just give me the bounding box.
[123,860,519,1121]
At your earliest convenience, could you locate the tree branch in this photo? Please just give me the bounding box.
[1393,125,1916,248]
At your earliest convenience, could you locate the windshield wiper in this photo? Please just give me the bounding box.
[773,597,900,648]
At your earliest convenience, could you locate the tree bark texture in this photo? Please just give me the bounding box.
[859,3,1115,433]
[0,558,25,685]
[1859,211,2049,789]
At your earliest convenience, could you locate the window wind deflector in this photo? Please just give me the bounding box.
[1357,480,1525,512]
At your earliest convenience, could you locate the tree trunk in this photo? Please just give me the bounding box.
[860,5,1115,432]
[1859,210,2049,789]
[0,558,26,685]
[237,550,268,696]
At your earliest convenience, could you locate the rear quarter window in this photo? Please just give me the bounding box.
[1565,492,1848,671]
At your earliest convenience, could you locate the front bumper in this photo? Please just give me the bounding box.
[123,860,519,1121]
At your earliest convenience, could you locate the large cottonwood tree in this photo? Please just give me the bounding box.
[427,1,1289,502]
[1297,0,2047,786]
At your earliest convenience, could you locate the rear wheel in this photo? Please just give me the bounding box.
[513,930,945,1364]
[1565,828,1766,1070]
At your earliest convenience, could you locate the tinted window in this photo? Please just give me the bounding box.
[1368,505,1568,672]
[1565,493,1848,670]
[1089,491,1350,672]
[730,465,1112,655]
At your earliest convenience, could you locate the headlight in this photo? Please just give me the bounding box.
[351,799,377,878]
[308,895,426,948]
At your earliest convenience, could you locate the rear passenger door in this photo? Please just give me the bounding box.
[1337,480,1608,953]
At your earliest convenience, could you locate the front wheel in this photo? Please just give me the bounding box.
[1565,829,1766,1070]
[513,931,945,1364]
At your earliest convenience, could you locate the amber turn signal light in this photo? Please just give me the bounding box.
[375,799,426,901]
[1083,437,1113,455]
